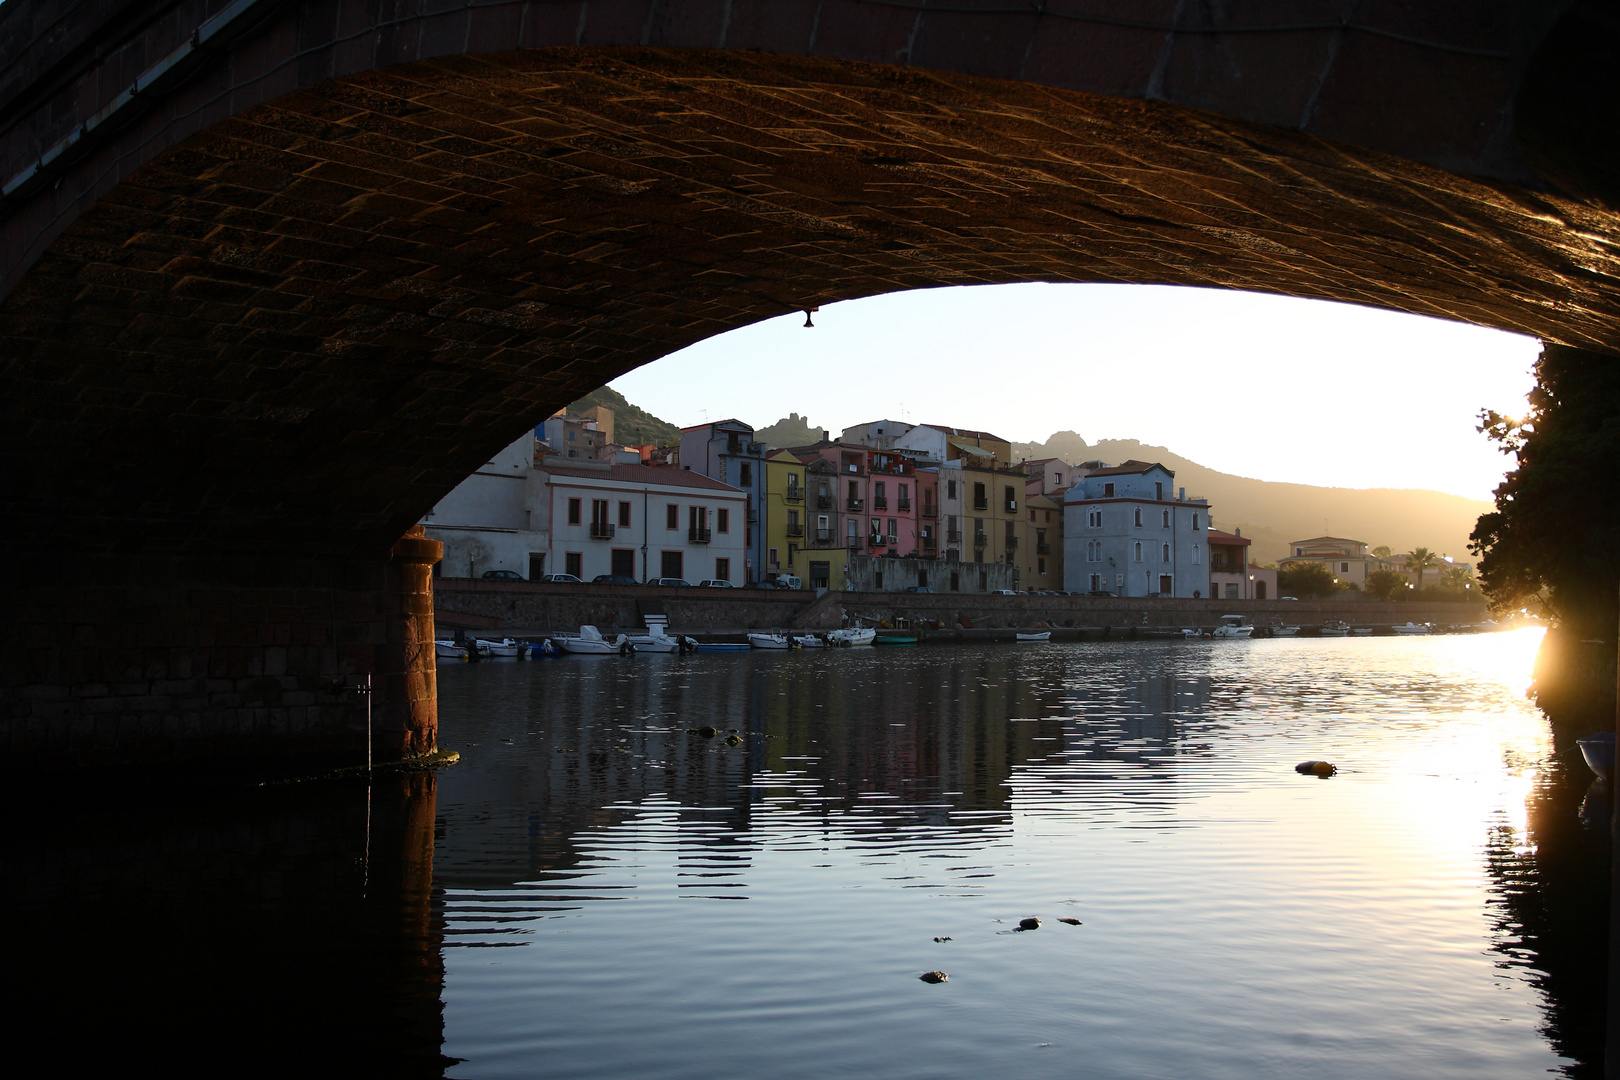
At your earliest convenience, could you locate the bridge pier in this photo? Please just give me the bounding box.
[1,529,441,770]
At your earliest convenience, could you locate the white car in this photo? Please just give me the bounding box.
[991,588,1017,595]
[695,579,736,588]
[538,573,583,583]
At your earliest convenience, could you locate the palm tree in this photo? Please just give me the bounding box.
[1441,564,1475,590]
[1404,547,1439,589]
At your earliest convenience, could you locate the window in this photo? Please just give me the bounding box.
[660,551,683,578]
[1192,513,1200,530]
[591,499,609,525]
[565,551,583,578]
[1162,509,1170,528]
[1103,482,1115,497]
[1037,557,1046,574]
[611,548,635,577]
[787,543,797,566]
[947,479,957,499]
[1162,543,1170,561]
[718,508,730,533]
[887,518,897,540]
[739,462,752,486]
[768,547,779,569]
[1155,481,1164,500]
[1133,508,1143,528]
[567,428,575,441]
[618,501,632,527]
[1257,581,1268,599]
[1226,583,1239,600]
[1134,541,1142,562]
[666,504,679,529]
[567,498,582,525]
[1087,509,1102,528]
[689,506,705,533]
[1029,509,1036,522]
[1340,561,1350,573]
[973,482,987,510]
[715,557,730,582]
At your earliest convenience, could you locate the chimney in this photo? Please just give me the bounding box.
[1235,527,1242,537]
[1178,486,1185,501]
[822,430,830,442]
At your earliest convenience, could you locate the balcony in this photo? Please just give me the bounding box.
[947,529,963,543]
[846,498,865,512]
[897,498,911,511]
[868,535,885,548]
[1005,499,1018,513]
[784,487,804,502]
[815,529,834,543]
[973,498,989,511]
[689,527,711,544]
[786,523,805,537]
[922,536,938,552]
[921,503,938,518]
[589,522,615,540]
[973,531,987,548]
[873,497,888,511]
[847,536,866,550]
[815,494,833,510]
[1004,535,1019,551]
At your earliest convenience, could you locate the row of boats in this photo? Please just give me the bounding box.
[437,622,1058,658]
[1179,616,1441,640]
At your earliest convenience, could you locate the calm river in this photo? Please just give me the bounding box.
[8,628,1609,1077]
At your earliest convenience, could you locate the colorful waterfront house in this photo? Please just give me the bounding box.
[1062,460,1210,597]
[763,449,808,581]
[795,455,848,591]
[679,419,769,582]
[1022,458,1075,591]
[1208,529,1277,600]
[785,437,877,560]
[539,412,604,459]
[916,468,941,560]
[1278,536,1376,588]
[865,447,919,559]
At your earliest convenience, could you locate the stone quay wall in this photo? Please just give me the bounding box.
[435,578,1486,637]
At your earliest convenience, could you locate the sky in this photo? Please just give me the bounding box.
[610,283,1540,502]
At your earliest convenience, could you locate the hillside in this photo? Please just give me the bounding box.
[564,386,680,446]
[1014,432,1490,565]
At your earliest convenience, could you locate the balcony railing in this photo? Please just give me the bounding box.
[973,498,989,511]
[922,536,938,552]
[846,498,865,512]
[973,532,987,548]
[786,523,804,537]
[1036,541,1051,555]
[847,536,866,550]
[897,498,911,511]
[921,504,938,518]
[589,522,615,540]
[868,535,885,548]
[816,494,833,509]
[815,529,834,543]
[1005,499,1018,513]
[947,529,963,543]
[785,487,804,502]
[689,527,711,544]
[873,497,888,511]
[1004,535,1019,551]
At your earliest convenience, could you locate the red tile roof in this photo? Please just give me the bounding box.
[1207,529,1251,547]
[543,463,744,492]
[1083,459,1173,478]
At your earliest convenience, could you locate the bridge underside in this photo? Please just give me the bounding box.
[5,48,1620,764]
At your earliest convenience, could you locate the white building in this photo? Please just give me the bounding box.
[1062,461,1210,597]
[422,432,747,583]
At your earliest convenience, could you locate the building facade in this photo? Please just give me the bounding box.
[1206,529,1279,600]
[421,431,549,578]
[763,449,808,581]
[1062,461,1210,597]
[679,419,769,581]
[1279,536,1377,587]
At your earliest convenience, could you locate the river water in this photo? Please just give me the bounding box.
[8,628,1610,1077]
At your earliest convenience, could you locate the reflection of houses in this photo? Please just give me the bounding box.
[1206,529,1277,600]
[1061,461,1210,597]
[422,432,746,582]
[1279,535,1376,587]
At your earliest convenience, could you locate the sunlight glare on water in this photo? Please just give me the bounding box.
[433,627,1598,1080]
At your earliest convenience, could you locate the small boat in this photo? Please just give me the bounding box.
[828,624,876,647]
[475,637,529,658]
[627,630,682,653]
[1351,627,1373,636]
[1391,622,1432,635]
[556,625,630,655]
[1578,731,1615,782]
[748,632,795,650]
[434,639,469,660]
[694,641,751,652]
[1211,615,1255,639]
[1319,620,1350,637]
[873,630,922,646]
[794,633,832,648]
[1015,631,1052,643]
[528,639,559,658]
[1180,628,1206,640]
[1271,625,1300,637]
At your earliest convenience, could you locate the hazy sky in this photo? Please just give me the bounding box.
[611,283,1539,501]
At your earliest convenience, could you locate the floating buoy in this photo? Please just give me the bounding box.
[919,970,949,983]
[1295,760,1337,777]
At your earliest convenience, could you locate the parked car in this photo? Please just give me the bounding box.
[695,579,735,588]
[538,573,582,583]
[481,569,523,581]
[1280,595,1299,601]
[990,588,1017,595]
[766,574,803,591]
[591,574,639,585]
[645,577,692,588]
[905,586,934,593]
[1086,590,1116,597]
[745,580,780,589]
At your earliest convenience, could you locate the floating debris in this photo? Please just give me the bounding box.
[1018,917,1041,931]
[1057,918,1082,926]
[689,726,720,739]
[919,970,949,984]
[1295,760,1337,778]
[725,734,744,746]
[933,936,953,943]
[556,748,574,753]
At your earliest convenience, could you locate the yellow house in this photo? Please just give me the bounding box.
[763,450,814,583]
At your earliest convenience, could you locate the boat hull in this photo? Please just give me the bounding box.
[747,634,794,650]
[1579,732,1615,782]
[1015,632,1051,643]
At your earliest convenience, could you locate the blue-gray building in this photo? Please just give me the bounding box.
[1063,461,1211,597]
[679,419,768,583]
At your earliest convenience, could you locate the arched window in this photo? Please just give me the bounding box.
[1192,543,1201,564]
[1134,541,1142,562]
[1162,543,1170,561]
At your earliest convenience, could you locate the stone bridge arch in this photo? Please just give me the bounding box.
[3,1,1618,767]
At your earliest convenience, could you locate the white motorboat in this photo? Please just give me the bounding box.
[475,637,529,658]
[794,633,832,648]
[1319,620,1350,637]
[1271,625,1300,637]
[557,625,630,655]
[1015,631,1052,643]
[1352,627,1373,636]
[627,630,682,653]
[1181,628,1206,639]
[1578,731,1615,782]
[1391,622,1432,635]
[828,624,876,647]
[434,639,469,660]
[1211,615,1255,639]
[748,632,795,650]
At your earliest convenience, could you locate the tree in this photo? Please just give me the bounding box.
[1366,569,1411,601]
[1278,560,1342,599]
[1440,564,1476,590]
[1371,545,1392,558]
[1471,343,1620,635]
[1403,547,1439,589]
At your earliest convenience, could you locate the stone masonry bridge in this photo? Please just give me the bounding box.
[3,0,1619,767]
